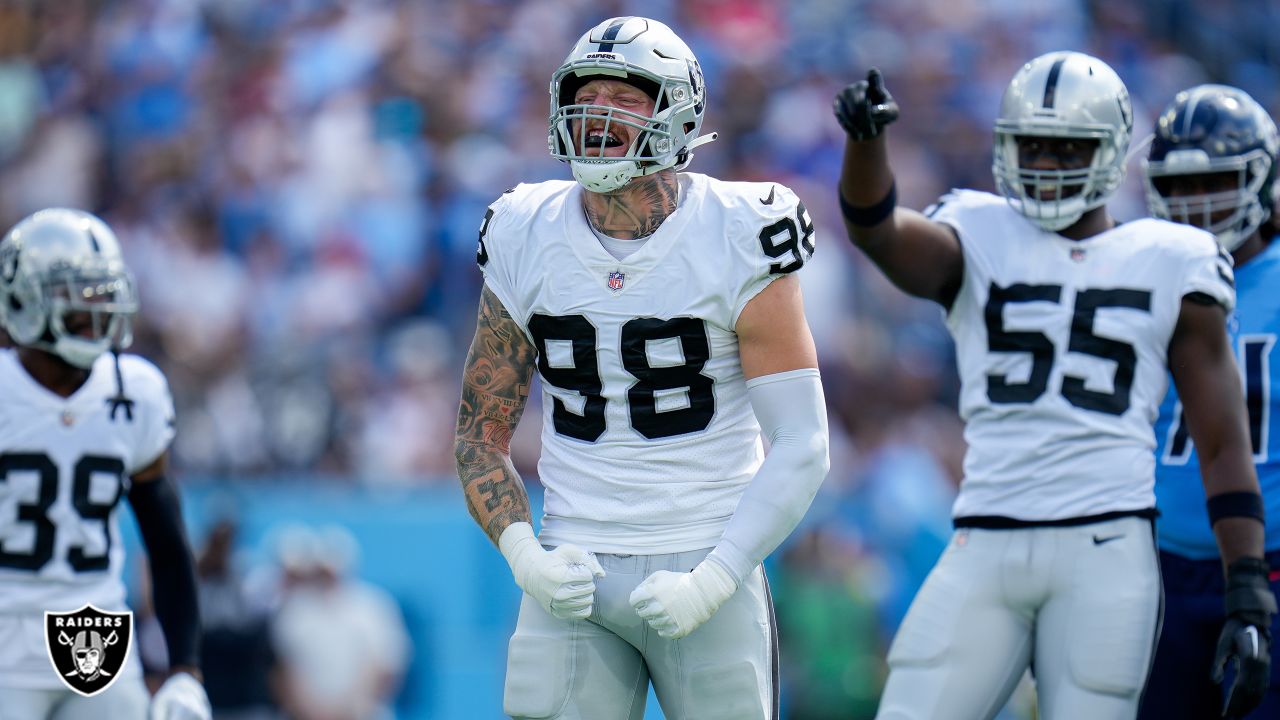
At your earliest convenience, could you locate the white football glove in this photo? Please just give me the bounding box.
[499,522,605,620]
[630,559,738,639]
[149,672,211,720]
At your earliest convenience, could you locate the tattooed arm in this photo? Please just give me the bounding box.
[456,285,605,618]
[455,285,538,545]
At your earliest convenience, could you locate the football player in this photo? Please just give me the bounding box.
[0,209,210,720]
[1142,85,1280,720]
[834,53,1273,719]
[454,16,830,720]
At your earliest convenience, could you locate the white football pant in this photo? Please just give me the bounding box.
[0,678,150,720]
[877,516,1161,720]
[504,546,778,719]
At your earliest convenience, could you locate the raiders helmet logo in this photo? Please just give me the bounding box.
[44,605,134,696]
[0,243,17,284]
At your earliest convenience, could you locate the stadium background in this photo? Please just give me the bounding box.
[0,0,1274,717]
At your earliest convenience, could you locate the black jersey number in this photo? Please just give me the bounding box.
[527,314,608,442]
[985,283,1152,415]
[1165,334,1275,463]
[528,314,715,441]
[757,202,815,274]
[0,453,125,573]
[476,207,494,267]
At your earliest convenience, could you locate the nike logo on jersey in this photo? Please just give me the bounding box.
[760,186,775,205]
[1092,534,1125,546]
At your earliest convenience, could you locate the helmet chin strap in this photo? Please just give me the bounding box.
[50,336,108,369]
[1220,231,1249,252]
[1034,216,1081,232]
[571,158,641,193]
[1030,206,1085,232]
[1010,193,1089,232]
[571,133,720,193]
[1218,213,1256,252]
[1214,191,1266,252]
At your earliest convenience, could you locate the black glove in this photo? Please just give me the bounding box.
[1213,557,1277,718]
[833,68,900,141]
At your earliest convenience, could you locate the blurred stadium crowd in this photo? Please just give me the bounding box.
[2,0,1277,717]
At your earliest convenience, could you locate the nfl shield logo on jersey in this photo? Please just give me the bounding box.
[45,605,133,696]
[607,270,625,292]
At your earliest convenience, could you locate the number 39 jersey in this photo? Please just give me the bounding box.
[0,349,174,613]
[477,172,815,554]
[934,190,1233,522]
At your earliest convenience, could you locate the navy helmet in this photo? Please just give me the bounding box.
[1144,84,1279,251]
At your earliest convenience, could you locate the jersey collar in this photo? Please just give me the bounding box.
[1,349,109,408]
[564,174,699,293]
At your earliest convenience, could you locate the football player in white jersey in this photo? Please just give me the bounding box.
[0,209,210,720]
[454,16,830,720]
[834,53,1274,719]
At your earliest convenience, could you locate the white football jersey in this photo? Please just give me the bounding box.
[934,190,1234,521]
[478,173,815,553]
[0,348,173,688]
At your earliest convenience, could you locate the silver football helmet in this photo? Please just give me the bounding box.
[0,208,137,368]
[993,51,1133,231]
[549,16,716,193]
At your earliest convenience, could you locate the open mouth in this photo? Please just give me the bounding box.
[1172,204,1233,229]
[584,129,626,152]
[1027,182,1085,201]
[61,311,97,338]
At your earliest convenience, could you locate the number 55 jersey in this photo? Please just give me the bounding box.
[477,172,815,554]
[0,349,174,687]
[932,189,1234,522]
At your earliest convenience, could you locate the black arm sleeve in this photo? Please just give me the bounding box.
[129,475,201,669]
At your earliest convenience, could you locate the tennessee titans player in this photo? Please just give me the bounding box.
[1145,84,1280,720]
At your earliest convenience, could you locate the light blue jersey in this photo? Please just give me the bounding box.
[1154,239,1280,558]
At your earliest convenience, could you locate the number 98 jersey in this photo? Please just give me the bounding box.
[477,173,815,554]
[933,190,1234,522]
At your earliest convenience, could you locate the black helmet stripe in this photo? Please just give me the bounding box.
[86,228,101,253]
[1042,57,1067,109]
[597,17,630,52]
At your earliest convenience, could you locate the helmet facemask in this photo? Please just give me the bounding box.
[551,62,699,193]
[44,262,137,367]
[993,125,1123,232]
[4,257,137,368]
[1145,148,1274,252]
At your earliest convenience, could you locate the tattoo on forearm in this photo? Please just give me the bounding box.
[461,463,528,540]
[477,474,519,514]
[584,170,678,239]
[456,287,537,543]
